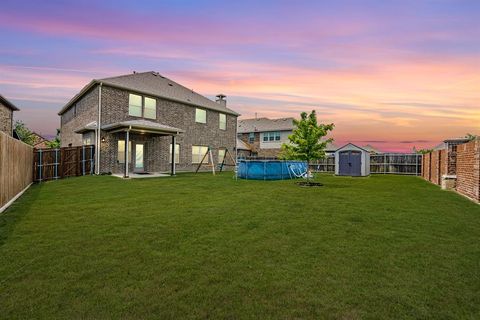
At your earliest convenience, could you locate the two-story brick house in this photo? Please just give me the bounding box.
[59,71,239,177]
[0,94,19,136]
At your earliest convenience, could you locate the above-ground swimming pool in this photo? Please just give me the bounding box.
[237,160,308,180]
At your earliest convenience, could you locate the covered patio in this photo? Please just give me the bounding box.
[102,120,184,178]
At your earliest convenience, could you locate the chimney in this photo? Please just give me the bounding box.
[215,94,226,107]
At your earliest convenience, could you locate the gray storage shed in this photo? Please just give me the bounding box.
[335,143,370,176]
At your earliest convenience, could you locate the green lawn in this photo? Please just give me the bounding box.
[1,173,479,319]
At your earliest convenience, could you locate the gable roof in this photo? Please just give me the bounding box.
[237,117,295,133]
[236,138,251,150]
[59,71,239,116]
[335,143,369,153]
[0,94,19,111]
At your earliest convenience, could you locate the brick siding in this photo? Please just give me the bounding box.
[61,84,237,173]
[60,87,99,147]
[456,139,480,202]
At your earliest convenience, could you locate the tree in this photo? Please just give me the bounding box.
[14,120,35,146]
[45,129,61,148]
[415,148,433,154]
[465,133,477,141]
[280,110,334,183]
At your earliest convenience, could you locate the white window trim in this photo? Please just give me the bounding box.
[219,113,226,130]
[195,108,207,124]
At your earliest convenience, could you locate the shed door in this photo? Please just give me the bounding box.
[338,150,362,176]
[339,151,351,175]
[350,151,362,176]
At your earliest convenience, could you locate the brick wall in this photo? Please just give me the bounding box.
[422,150,447,186]
[98,86,237,173]
[456,139,480,202]
[0,103,13,136]
[421,139,480,203]
[60,86,99,147]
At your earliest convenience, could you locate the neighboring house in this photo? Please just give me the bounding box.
[0,94,19,136]
[433,137,471,151]
[237,117,337,158]
[237,117,294,158]
[362,144,383,155]
[324,142,339,156]
[31,132,50,149]
[59,71,239,176]
[236,138,252,158]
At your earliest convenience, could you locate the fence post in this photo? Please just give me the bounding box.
[38,149,42,182]
[90,145,94,174]
[82,145,86,176]
[384,154,386,174]
[55,148,59,179]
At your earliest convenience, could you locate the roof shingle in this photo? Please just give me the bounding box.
[59,71,239,116]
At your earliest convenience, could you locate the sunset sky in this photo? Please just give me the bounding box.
[1,0,479,152]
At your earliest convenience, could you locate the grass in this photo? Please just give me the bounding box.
[0,173,479,319]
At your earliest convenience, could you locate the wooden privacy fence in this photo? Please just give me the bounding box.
[311,153,422,175]
[310,156,335,173]
[370,153,422,175]
[33,145,95,182]
[0,132,33,211]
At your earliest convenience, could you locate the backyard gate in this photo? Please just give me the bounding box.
[33,145,95,182]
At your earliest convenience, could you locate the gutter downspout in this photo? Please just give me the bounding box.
[95,83,102,174]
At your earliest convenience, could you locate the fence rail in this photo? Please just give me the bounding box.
[33,145,94,182]
[0,132,33,211]
[310,153,422,175]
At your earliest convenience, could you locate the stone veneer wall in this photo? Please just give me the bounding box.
[0,103,13,136]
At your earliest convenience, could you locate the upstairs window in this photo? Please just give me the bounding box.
[129,94,156,119]
[195,108,207,123]
[144,97,156,119]
[263,132,281,142]
[129,94,142,117]
[249,132,255,143]
[219,113,226,130]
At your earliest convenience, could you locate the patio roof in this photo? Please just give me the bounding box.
[102,120,184,135]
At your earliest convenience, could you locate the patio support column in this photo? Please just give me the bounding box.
[124,130,130,178]
[171,135,176,176]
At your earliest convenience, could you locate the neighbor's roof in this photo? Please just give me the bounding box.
[236,138,251,150]
[237,117,295,133]
[101,120,184,134]
[59,71,239,116]
[434,137,472,150]
[0,94,19,111]
[325,142,338,152]
[362,144,383,154]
